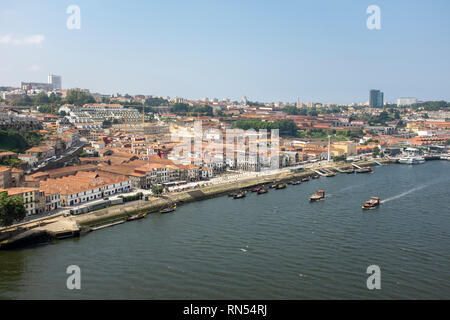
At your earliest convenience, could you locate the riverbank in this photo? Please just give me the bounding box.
[0,159,393,248]
[72,159,392,229]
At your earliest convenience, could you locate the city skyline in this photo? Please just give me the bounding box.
[2,73,436,106]
[1,0,450,103]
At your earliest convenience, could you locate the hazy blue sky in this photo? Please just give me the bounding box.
[1,0,449,103]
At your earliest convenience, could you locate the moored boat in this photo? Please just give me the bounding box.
[161,204,177,214]
[126,212,147,221]
[309,190,325,202]
[233,192,246,199]
[301,177,310,182]
[362,197,380,210]
[291,180,301,185]
[275,183,287,190]
[257,188,268,195]
[398,156,425,165]
[356,167,373,173]
[312,174,320,179]
[325,172,336,177]
[251,186,261,192]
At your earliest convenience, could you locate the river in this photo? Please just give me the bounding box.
[1,161,449,299]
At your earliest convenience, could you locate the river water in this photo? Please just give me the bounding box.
[1,161,449,299]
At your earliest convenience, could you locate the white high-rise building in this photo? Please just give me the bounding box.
[48,75,62,90]
[397,97,418,106]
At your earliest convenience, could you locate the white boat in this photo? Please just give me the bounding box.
[398,156,425,165]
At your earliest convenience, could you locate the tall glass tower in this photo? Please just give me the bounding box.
[369,89,384,108]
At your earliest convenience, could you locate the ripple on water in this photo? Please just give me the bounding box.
[1,162,450,299]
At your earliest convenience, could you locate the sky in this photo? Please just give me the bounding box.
[0,0,449,104]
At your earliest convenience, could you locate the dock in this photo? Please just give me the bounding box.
[0,216,80,248]
[313,170,327,176]
[351,163,363,169]
[90,220,125,231]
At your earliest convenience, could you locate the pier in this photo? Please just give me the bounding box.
[351,163,363,169]
[90,220,125,231]
[313,170,327,176]
[0,216,80,248]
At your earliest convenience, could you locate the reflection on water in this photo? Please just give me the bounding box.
[0,250,27,299]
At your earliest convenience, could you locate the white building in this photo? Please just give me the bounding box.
[48,75,62,90]
[397,97,418,106]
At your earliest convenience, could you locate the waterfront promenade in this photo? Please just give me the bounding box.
[0,158,392,247]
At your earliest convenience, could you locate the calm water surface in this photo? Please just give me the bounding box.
[1,161,450,299]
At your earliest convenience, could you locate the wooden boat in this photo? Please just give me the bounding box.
[325,172,336,177]
[312,175,320,179]
[301,177,310,182]
[251,186,261,192]
[275,183,287,190]
[362,197,380,210]
[161,204,177,214]
[356,167,373,174]
[257,188,268,195]
[126,212,147,221]
[291,180,301,185]
[344,168,355,174]
[269,183,277,189]
[310,190,325,202]
[233,192,246,199]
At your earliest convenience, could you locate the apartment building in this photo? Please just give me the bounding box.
[0,187,40,216]
[0,166,12,188]
[40,171,132,206]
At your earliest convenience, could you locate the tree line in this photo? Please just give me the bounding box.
[170,103,214,116]
[232,119,299,137]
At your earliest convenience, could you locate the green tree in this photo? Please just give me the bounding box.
[170,103,190,113]
[49,92,61,104]
[232,119,299,137]
[11,95,33,106]
[372,147,380,158]
[145,97,169,106]
[65,90,96,106]
[35,91,50,104]
[38,105,53,114]
[0,192,27,227]
[282,106,300,115]
[151,185,164,196]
